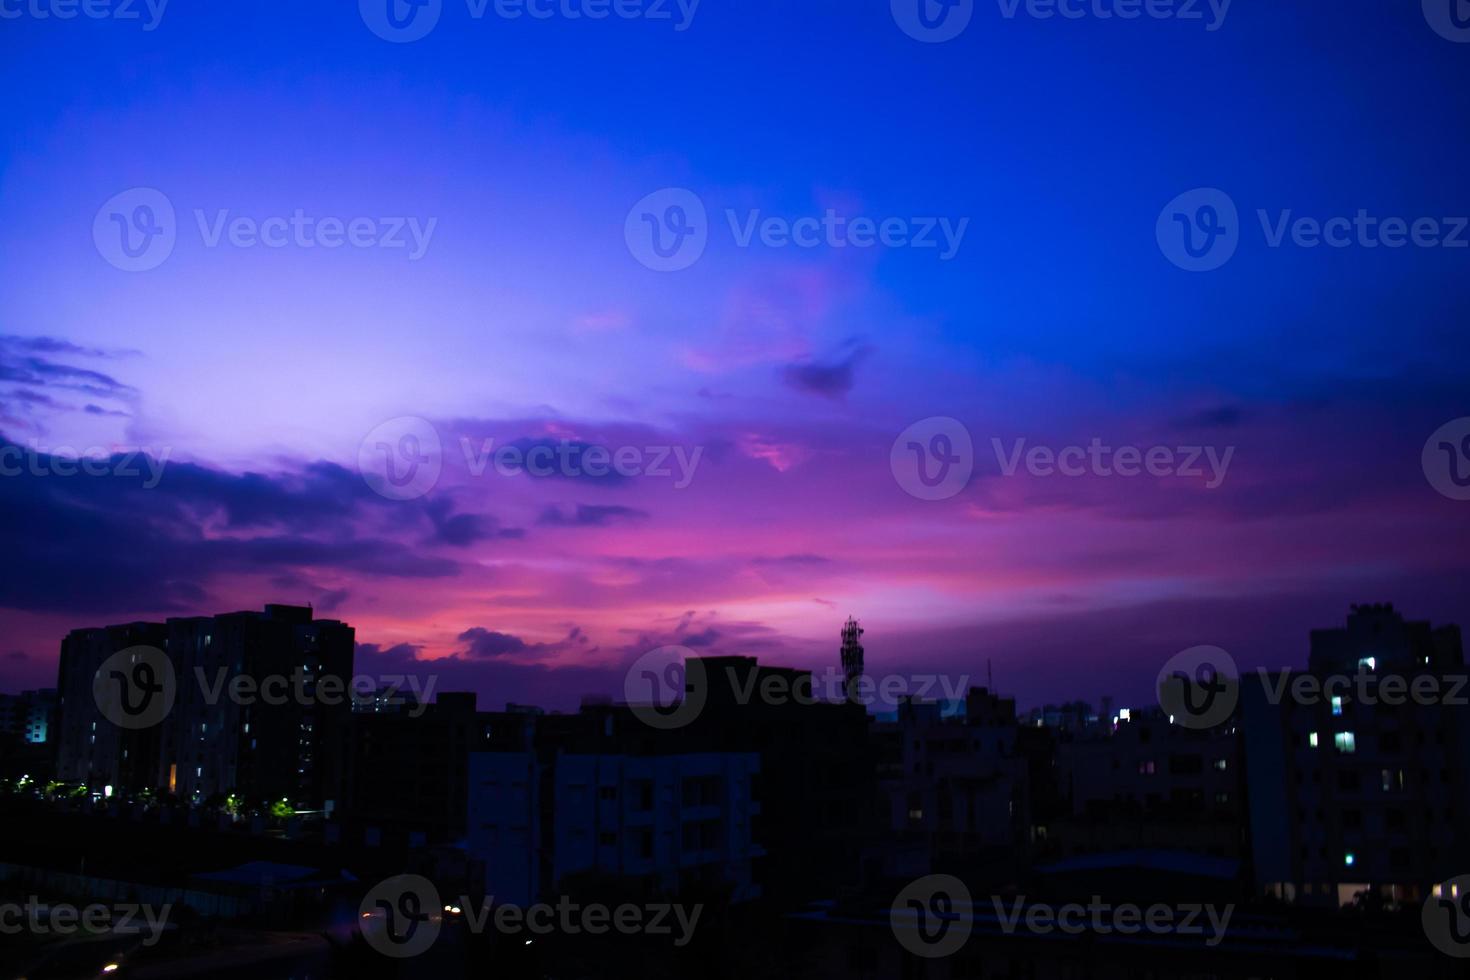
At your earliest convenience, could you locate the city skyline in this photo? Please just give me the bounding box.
[4,4,1470,714]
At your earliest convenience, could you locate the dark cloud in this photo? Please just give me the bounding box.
[424,498,522,547]
[457,625,592,660]
[0,440,461,615]
[502,437,632,484]
[537,504,649,528]
[781,342,873,399]
[316,589,351,613]
[0,336,137,359]
[355,641,425,661]
[751,553,830,567]
[457,628,529,659]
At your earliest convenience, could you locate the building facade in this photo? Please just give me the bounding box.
[1243,603,1470,907]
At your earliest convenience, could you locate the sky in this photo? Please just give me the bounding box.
[2,0,1469,712]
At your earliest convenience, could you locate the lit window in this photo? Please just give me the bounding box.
[1334,732,1356,754]
[1357,657,1375,672]
[1214,759,1228,771]
[1331,697,1344,716]
[1308,732,1319,748]
[1344,853,1355,867]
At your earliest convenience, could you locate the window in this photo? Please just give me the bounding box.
[1331,696,1344,717]
[1334,732,1356,754]
[1213,758,1228,771]
[598,786,617,801]
[1308,731,1319,748]
[631,780,654,810]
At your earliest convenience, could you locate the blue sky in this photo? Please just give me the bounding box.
[1,0,1468,711]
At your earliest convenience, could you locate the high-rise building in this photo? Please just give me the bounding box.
[840,616,864,692]
[468,749,762,907]
[56,604,354,809]
[0,688,56,745]
[1242,603,1470,907]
